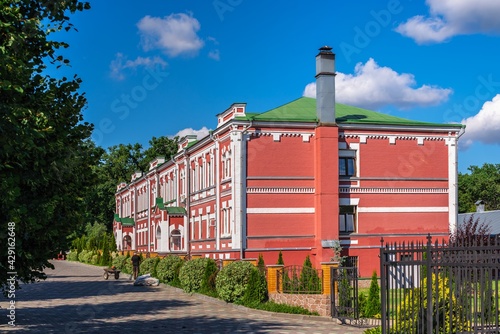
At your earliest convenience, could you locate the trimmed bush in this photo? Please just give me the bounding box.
[156,255,184,283]
[122,255,133,274]
[112,255,128,271]
[140,257,160,277]
[66,250,78,261]
[216,261,255,303]
[78,249,89,263]
[179,258,218,293]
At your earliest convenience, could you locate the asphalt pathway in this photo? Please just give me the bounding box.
[0,260,367,333]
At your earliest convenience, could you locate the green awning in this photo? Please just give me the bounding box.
[155,197,186,215]
[114,213,135,226]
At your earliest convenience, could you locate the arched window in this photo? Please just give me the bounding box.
[170,229,182,251]
[123,235,132,250]
[156,226,161,240]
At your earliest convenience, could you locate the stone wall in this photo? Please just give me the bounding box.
[268,293,331,317]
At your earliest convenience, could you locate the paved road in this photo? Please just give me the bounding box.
[0,261,367,333]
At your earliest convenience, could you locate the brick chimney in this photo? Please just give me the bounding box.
[316,46,336,124]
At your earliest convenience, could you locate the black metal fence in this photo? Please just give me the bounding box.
[331,266,361,323]
[380,235,500,334]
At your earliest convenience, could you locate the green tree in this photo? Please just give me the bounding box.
[364,271,381,318]
[140,136,179,171]
[1,0,93,294]
[299,255,321,293]
[277,251,284,265]
[458,163,500,213]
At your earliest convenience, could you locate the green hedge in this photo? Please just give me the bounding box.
[156,255,184,284]
[216,261,255,303]
[179,258,218,293]
[140,257,160,276]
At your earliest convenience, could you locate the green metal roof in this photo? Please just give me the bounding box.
[165,207,187,215]
[114,214,135,226]
[237,97,463,128]
[155,198,186,215]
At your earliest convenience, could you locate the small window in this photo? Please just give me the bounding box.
[339,157,356,177]
[339,206,356,233]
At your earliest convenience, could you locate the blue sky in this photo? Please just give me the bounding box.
[59,0,500,173]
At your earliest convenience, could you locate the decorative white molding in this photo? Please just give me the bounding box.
[302,134,312,142]
[247,187,315,194]
[339,133,447,145]
[339,187,448,194]
[247,207,315,214]
[358,207,448,213]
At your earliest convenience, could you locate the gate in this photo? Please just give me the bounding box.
[331,266,360,325]
[380,235,500,334]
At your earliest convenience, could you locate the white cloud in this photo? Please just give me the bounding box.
[172,126,211,140]
[460,94,500,149]
[208,49,220,61]
[303,58,452,110]
[396,0,500,44]
[109,53,167,80]
[137,13,204,57]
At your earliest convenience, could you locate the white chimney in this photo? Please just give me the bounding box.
[475,200,485,213]
[316,46,336,124]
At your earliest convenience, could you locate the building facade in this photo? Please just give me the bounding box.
[113,47,464,277]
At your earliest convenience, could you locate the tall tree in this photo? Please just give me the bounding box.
[458,163,500,213]
[0,0,92,293]
[141,135,179,171]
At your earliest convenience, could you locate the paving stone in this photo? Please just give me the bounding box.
[0,261,367,333]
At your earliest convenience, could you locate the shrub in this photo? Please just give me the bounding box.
[363,326,382,334]
[112,255,128,271]
[358,292,367,317]
[179,258,218,293]
[91,254,99,265]
[66,250,78,262]
[254,301,318,315]
[364,271,381,318]
[78,249,89,263]
[216,261,255,303]
[299,256,321,293]
[240,266,268,306]
[396,273,470,333]
[156,255,184,284]
[122,255,133,274]
[277,251,284,265]
[140,257,160,277]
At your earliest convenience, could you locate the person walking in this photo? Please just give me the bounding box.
[131,252,141,280]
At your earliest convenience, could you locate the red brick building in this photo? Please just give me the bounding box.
[113,47,464,277]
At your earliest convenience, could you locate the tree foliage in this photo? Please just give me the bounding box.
[1,0,93,293]
[450,214,492,246]
[458,163,500,213]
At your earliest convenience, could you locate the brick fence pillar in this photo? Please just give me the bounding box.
[266,264,284,294]
[321,262,339,295]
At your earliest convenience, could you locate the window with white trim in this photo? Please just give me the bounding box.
[339,149,357,177]
[339,205,356,233]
